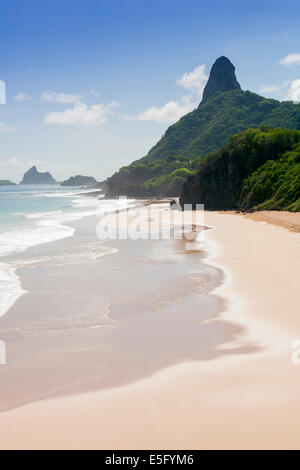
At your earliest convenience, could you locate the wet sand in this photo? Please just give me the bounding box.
[0,205,247,413]
[0,208,299,449]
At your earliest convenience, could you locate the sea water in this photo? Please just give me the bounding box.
[0,185,130,318]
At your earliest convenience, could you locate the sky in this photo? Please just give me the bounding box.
[1,0,300,182]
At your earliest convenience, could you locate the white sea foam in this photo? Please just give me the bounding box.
[38,188,102,198]
[70,195,134,211]
[0,219,75,317]
[0,194,133,318]
[0,263,27,318]
[0,223,75,258]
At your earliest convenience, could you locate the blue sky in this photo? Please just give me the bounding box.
[1,0,300,182]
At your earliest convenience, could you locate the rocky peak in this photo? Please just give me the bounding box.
[201,56,241,104]
[27,166,38,175]
[20,166,56,185]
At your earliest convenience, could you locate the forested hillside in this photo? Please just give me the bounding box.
[180,128,300,211]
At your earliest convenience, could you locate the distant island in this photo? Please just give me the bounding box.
[61,175,98,187]
[19,168,101,189]
[0,180,16,186]
[20,166,57,185]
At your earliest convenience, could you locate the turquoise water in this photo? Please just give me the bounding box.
[0,185,132,318]
[0,185,81,318]
[0,184,102,318]
[0,185,78,229]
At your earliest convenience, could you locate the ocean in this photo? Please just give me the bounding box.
[0,184,101,232]
[0,185,130,319]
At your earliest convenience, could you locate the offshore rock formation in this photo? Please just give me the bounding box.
[20,166,56,185]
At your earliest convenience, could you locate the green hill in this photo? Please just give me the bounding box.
[180,128,300,212]
[143,90,300,162]
[105,57,300,198]
[106,90,300,197]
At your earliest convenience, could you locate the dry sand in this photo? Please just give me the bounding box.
[244,210,300,233]
[0,209,299,450]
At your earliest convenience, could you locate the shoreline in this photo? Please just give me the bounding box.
[0,192,139,322]
[244,210,300,233]
[0,203,237,414]
[0,209,299,449]
[0,195,174,332]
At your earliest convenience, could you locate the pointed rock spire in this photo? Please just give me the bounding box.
[201,56,241,104]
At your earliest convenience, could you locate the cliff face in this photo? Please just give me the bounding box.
[201,56,241,104]
[20,166,56,185]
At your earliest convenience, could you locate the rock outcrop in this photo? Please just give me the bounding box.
[20,166,56,185]
[201,56,241,104]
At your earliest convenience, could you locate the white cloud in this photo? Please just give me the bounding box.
[260,85,281,94]
[125,96,197,123]
[287,79,300,102]
[259,79,300,103]
[14,92,31,102]
[280,53,300,66]
[44,101,119,126]
[123,63,207,124]
[124,63,206,123]
[176,64,208,97]
[41,91,82,104]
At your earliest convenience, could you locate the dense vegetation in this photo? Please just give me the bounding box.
[105,90,300,197]
[180,128,300,212]
[241,143,300,211]
[61,175,98,187]
[105,157,199,197]
[144,90,300,162]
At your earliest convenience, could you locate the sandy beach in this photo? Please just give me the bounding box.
[0,207,299,450]
[3,0,300,452]
[0,202,239,412]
